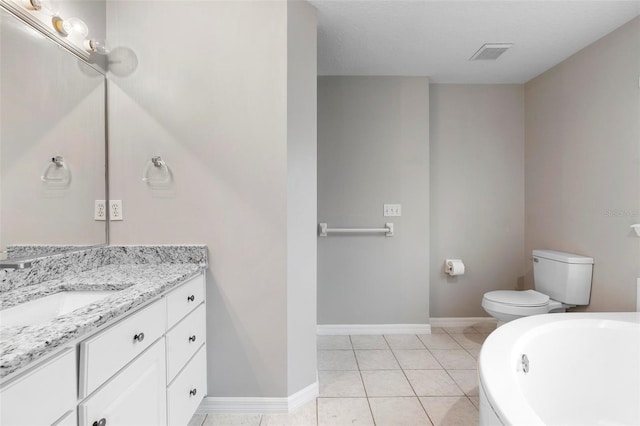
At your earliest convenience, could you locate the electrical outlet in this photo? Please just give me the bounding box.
[110,200,123,221]
[94,200,106,221]
[383,204,402,217]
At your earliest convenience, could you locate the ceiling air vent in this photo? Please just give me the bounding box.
[470,43,513,61]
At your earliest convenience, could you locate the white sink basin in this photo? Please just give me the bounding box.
[0,291,116,327]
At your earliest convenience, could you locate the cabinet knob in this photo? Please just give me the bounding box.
[187,295,195,302]
[133,332,145,342]
[190,388,197,397]
[189,335,197,343]
[93,418,107,426]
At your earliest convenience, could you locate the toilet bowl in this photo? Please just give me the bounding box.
[481,290,564,323]
[481,249,593,324]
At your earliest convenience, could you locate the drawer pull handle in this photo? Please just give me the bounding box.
[93,418,107,426]
[189,335,197,343]
[187,295,195,302]
[190,388,197,396]
[133,332,145,342]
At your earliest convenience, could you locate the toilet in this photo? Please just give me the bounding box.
[482,250,594,324]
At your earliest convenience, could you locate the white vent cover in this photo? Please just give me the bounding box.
[470,43,513,61]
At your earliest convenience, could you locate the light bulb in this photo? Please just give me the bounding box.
[52,16,87,37]
[84,39,110,55]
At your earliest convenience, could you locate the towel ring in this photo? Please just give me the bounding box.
[142,156,171,185]
[41,156,71,186]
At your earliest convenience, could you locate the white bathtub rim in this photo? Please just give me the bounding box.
[479,311,640,426]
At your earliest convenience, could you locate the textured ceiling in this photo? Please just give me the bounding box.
[309,0,640,83]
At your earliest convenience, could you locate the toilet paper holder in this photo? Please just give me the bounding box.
[445,259,465,276]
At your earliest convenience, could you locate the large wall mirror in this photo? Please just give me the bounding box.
[0,7,107,260]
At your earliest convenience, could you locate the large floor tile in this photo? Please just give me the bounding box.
[361,370,415,397]
[384,334,426,349]
[417,334,463,350]
[317,398,374,426]
[318,335,352,350]
[430,350,477,369]
[419,396,479,426]
[369,397,433,426]
[260,399,317,426]
[449,333,489,350]
[354,350,400,370]
[319,371,366,397]
[393,350,442,370]
[350,335,388,349]
[447,370,479,396]
[471,322,497,333]
[203,414,262,426]
[318,350,358,370]
[404,370,464,397]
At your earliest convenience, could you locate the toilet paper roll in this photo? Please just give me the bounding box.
[446,259,465,276]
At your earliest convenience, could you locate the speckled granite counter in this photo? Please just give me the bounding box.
[0,245,207,381]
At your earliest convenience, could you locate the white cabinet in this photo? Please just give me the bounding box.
[0,348,76,426]
[79,339,167,426]
[0,271,207,426]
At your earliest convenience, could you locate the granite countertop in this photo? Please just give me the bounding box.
[0,246,207,381]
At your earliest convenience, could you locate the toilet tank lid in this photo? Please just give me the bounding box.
[533,250,594,264]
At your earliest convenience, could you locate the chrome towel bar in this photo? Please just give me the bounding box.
[318,223,394,237]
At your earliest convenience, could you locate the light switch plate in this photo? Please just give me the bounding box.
[383,204,401,217]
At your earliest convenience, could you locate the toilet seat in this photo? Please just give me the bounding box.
[483,290,549,306]
[482,290,551,317]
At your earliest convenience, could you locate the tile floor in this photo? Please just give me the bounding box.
[189,324,494,426]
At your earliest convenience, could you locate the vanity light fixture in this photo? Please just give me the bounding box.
[52,16,87,38]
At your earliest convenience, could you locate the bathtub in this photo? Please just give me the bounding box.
[479,312,640,425]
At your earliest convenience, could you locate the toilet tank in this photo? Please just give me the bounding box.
[532,250,594,305]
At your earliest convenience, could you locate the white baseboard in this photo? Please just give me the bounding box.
[197,380,318,414]
[429,317,497,328]
[316,324,431,335]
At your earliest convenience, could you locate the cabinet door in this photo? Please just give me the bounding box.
[79,339,167,426]
[0,348,76,426]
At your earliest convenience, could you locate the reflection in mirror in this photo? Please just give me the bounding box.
[0,8,107,261]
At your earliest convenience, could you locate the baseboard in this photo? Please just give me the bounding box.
[316,324,431,335]
[429,317,497,328]
[196,380,318,414]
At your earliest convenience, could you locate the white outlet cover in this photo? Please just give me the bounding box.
[110,200,123,221]
[94,200,106,221]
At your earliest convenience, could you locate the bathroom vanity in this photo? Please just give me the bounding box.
[0,246,208,426]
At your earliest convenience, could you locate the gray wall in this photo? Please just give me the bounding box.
[107,0,317,398]
[286,0,317,394]
[524,17,640,312]
[317,76,430,325]
[429,85,525,318]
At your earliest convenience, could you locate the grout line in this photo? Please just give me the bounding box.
[350,335,377,426]
[199,414,207,426]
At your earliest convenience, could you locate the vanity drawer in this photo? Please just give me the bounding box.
[167,273,204,329]
[0,349,75,426]
[80,298,166,398]
[166,303,206,382]
[167,345,207,426]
